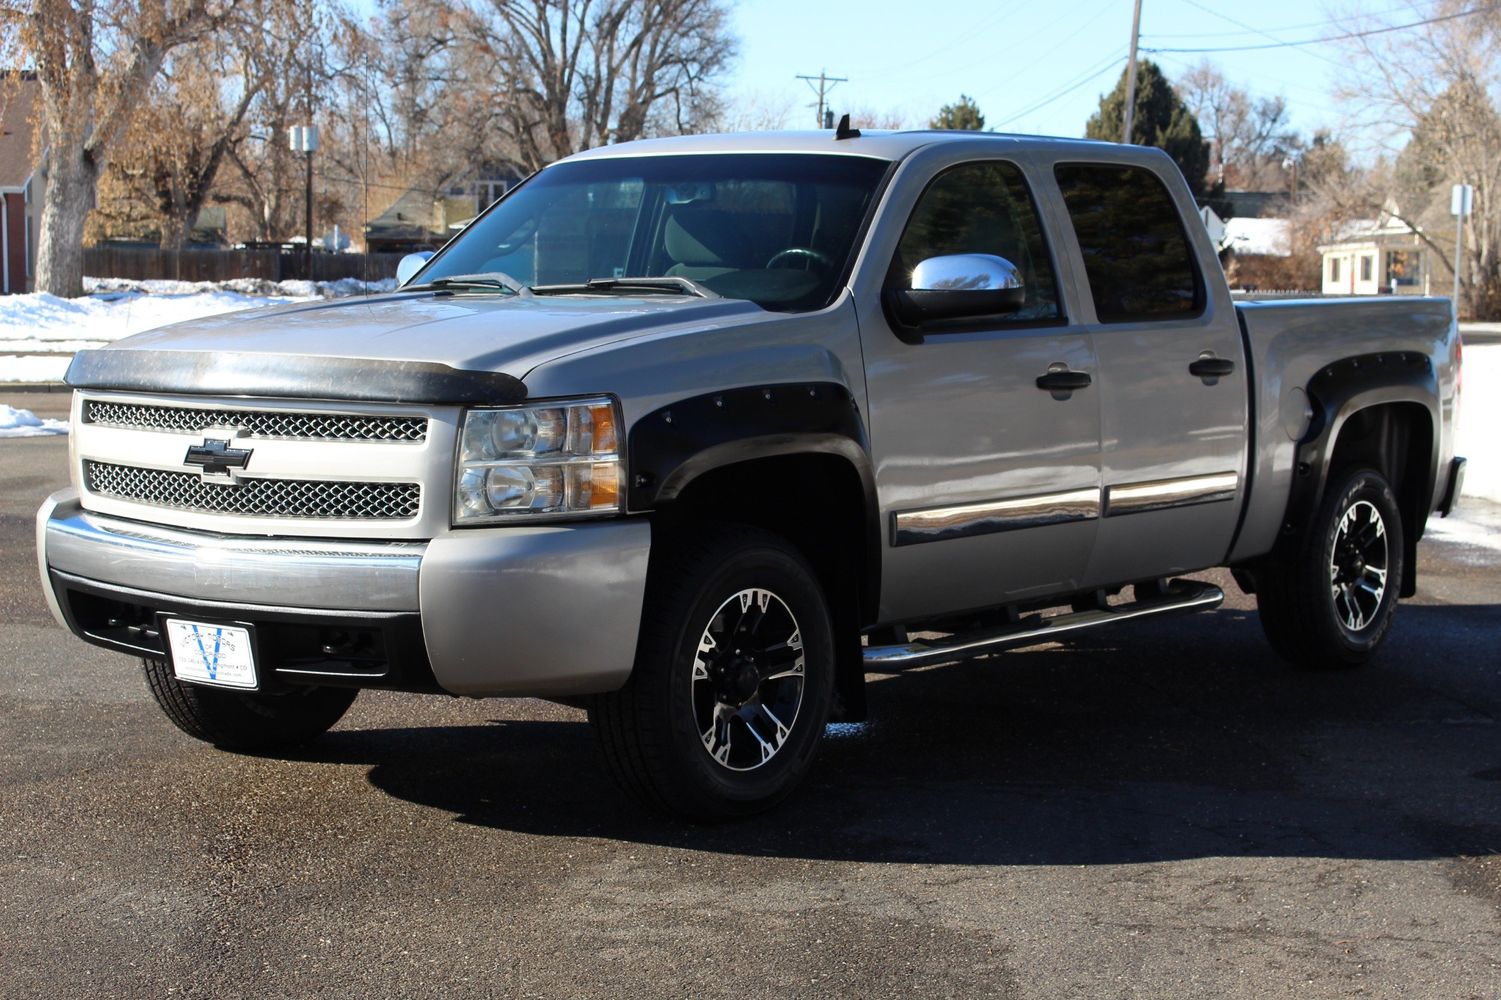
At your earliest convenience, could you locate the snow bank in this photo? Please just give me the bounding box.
[0,277,394,383]
[0,289,306,344]
[1457,343,1500,503]
[0,356,72,382]
[82,276,396,298]
[0,404,67,437]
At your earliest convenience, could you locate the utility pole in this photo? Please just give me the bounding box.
[1121,0,1144,144]
[1452,183,1473,319]
[292,61,318,280]
[796,70,847,128]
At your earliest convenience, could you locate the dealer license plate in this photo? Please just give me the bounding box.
[165,619,257,689]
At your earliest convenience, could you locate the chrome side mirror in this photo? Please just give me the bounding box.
[891,253,1026,326]
[396,251,435,287]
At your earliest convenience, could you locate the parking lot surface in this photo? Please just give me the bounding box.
[2,391,1498,999]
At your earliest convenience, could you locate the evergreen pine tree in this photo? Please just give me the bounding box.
[1085,60,1211,198]
[931,95,986,131]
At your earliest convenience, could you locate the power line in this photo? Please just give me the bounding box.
[993,50,1127,129]
[866,0,1025,78]
[1176,0,1346,69]
[970,0,1120,105]
[1143,1,1436,39]
[1144,3,1500,53]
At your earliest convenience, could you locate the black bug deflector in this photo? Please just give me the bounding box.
[66,349,527,406]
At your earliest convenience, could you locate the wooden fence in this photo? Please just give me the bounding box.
[82,247,408,284]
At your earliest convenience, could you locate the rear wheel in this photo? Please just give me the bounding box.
[1255,467,1404,669]
[143,658,358,751]
[590,525,835,821]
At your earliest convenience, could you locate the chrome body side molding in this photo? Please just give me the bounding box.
[891,487,1100,547]
[1104,472,1239,517]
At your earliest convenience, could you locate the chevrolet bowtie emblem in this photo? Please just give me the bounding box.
[184,438,253,477]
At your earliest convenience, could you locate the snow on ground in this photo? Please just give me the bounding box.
[0,403,67,437]
[1423,500,1501,560]
[1456,343,1500,503]
[0,277,394,383]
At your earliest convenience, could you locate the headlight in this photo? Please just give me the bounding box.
[454,397,623,523]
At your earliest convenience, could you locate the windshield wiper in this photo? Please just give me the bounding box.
[530,276,720,299]
[404,271,529,295]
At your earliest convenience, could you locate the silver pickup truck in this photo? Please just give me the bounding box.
[37,129,1465,819]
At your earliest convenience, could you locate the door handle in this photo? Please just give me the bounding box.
[1035,370,1093,392]
[1189,357,1236,378]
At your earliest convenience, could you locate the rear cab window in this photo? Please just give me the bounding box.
[1053,162,1204,324]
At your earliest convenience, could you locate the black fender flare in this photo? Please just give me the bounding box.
[1279,351,1438,595]
[626,382,875,514]
[626,383,879,721]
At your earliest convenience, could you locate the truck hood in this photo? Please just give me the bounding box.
[64,290,766,404]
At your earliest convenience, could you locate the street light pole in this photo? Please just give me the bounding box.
[1452,183,1473,320]
[289,125,319,278]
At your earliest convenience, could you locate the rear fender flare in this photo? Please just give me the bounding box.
[1278,352,1438,595]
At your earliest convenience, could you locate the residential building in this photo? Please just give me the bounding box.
[0,72,44,295]
[1318,215,1434,297]
[1201,199,1303,292]
[365,165,526,254]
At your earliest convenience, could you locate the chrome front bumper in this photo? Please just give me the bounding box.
[37,490,651,697]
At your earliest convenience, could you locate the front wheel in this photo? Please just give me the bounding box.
[590,526,835,821]
[143,658,358,751]
[1255,467,1404,669]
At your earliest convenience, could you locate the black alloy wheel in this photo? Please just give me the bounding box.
[1255,466,1405,669]
[590,525,835,820]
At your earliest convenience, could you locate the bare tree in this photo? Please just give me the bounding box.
[0,0,224,296]
[702,89,796,132]
[1330,0,1501,318]
[104,13,270,249]
[215,0,342,243]
[1176,61,1300,191]
[464,0,736,171]
[842,105,907,130]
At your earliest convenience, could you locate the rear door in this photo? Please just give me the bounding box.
[1050,159,1250,586]
[856,152,1102,622]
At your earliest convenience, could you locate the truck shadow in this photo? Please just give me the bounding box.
[302,602,1501,866]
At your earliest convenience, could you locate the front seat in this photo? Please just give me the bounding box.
[663,206,749,283]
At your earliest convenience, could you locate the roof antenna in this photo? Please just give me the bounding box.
[834,113,861,140]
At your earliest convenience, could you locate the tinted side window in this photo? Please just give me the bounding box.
[894,161,1060,323]
[1053,163,1203,323]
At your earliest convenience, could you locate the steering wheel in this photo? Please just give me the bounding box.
[766,246,832,270]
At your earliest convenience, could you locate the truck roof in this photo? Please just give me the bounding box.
[561,129,1118,164]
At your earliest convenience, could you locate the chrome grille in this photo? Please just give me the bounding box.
[85,461,421,520]
[84,400,428,442]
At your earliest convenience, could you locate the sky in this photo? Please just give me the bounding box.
[723,0,1434,149]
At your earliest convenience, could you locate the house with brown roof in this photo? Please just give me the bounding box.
[1,72,44,295]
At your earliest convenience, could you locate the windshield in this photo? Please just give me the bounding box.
[418,153,890,311]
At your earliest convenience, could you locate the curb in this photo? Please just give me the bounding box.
[1,383,71,393]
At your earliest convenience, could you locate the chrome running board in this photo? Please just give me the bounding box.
[862,579,1224,670]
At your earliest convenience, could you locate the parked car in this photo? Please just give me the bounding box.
[39,128,1465,820]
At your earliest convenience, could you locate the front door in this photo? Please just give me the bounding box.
[858,158,1102,623]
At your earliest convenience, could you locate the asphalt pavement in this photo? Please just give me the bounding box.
[2,392,1498,999]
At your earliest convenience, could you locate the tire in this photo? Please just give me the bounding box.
[143,658,358,751]
[589,525,836,821]
[1255,467,1404,670]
